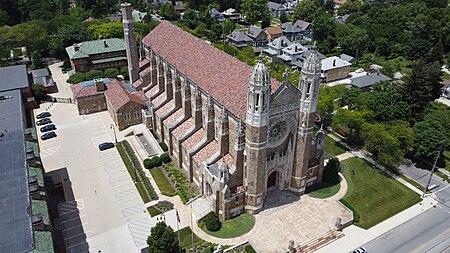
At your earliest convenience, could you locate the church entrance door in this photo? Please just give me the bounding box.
[267,171,278,190]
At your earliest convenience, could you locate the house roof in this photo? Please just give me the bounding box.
[132,10,147,22]
[105,79,145,110]
[265,26,283,36]
[294,20,311,31]
[65,38,125,60]
[245,26,264,39]
[268,36,292,49]
[174,1,186,11]
[321,56,352,71]
[143,21,279,119]
[0,65,30,92]
[0,89,34,253]
[268,1,286,11]
[340,54,355,63]
[350,73,391,88]
[227,30,253,42]
[210,8,222,16]
[282,20,311,33]
[282,43,307,55]
[30,68,49,78]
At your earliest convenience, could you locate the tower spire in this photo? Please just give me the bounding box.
[121,3,140,83]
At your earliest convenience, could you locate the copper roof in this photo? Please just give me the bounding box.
[142,21,279,119]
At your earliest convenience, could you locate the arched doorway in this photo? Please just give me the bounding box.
[267,171,278,190]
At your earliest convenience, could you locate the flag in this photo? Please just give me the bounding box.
[176,210,180,224]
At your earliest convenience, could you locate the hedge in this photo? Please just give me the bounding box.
[159,141,168,151]
[202,212,222,232]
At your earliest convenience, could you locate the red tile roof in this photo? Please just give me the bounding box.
[139,58,149,68]
[105,79,145,111]
[142,21,279,119]
[172,118,193,139]
[151,92,166,106]
[223,153,234,168]
[155,100,174,117]
[163,108,184,126]
[71,83,98,99]
[193,140,218,164]
[145,85,159,98]
[182,127,205,151]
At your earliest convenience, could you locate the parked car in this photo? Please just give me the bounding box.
[351,247,367,253]
[36,111,51,119]
[40,124,56,133]
[41,131,56,140]
[355,68,365,74]
[99,142,115,151]
[36,118,52,126]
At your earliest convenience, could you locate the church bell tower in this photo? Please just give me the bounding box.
[245,57,271,213]
[121,3,139,83]
[291,50,322,193]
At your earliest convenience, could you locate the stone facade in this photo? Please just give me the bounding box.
[75,94,107,115]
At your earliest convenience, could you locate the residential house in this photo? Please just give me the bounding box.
[132,9,148,22]
[348,72,391,91]
[335,14,350,24]
[292,50,326,69]
[210,8,225,23]
[227,30,253,48]
[244,26,268,47]
[265,26,283,42]
[281,20,312,42]
[30,68,55,90]
[268,1,287,18]
[66,38,127,73]
[174,1,186,16]
[321,56,352,82]
[340,54,356,63]
[264,36,292,57]
[277,43,308,65]
[222,8,241,22]
[334,0,348,8]
[284,0,299,14]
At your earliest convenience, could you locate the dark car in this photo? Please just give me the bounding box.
[352,247,367,253]
[36,112,51,119]
[40,124,56,133]
[99,142,115,151]
[36,118,52,126]
[41,131,56,140]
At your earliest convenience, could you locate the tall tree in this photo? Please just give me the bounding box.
[222,19,236,35]
[424,41,444,65]
[335,24,368,57]
[147,222,179,253]
[312,11,337,54]
[159,2,177,21]
[240,0,271,25]
[293,0,318,23]
[48,23,92,59]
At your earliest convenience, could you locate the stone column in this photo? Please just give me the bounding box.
[121,3,139,83]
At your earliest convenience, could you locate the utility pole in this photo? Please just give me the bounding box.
[422,140,446,198]
[110,124,117,143]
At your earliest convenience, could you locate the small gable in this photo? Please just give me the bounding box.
[270,83,301,107]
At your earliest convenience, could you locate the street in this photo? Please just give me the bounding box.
[363,207,450,253]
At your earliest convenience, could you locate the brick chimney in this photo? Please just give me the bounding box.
[94,78,106,92]
[74,43,80,52]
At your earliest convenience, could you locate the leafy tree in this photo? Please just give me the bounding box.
[31,83,46,98]
[323,157,340,184]
[335,24,368,57]
[85,69,104,80]
[179,8,199,29]
[76,0,115,18]
[360,91,410,123]
[121,66,129,79]
[336,0,362,16]
[293,0,318,23]
[222,19,236,35]
[30,51,45,70]
[104,68,120,78]
[2,22,49,57]
[202,212,222,232]
[423,41,444,65]
[193,23,208,38]
[332,108,369,144]
[69,7,89,21]
[240,0,271,25]
[317,85,347,126]
[159,2,177,21]
[160,153,172,164]
[261,15,271,29]
[0,10,9,26]
[48,23,92,59]
[279,13,288,23]
[147,222,179,253]
[67,72,86,84]
[312,11,337,54]
[209,23,223,42]
[88,22,123,39]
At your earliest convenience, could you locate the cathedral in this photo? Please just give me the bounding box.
[130,20,325,219]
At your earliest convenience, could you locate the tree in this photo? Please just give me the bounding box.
[335,24,368,57]
[240,0,271,25]
[121,66,129,79]
[66,72,86,84]
[159,2,177,21]
[31,51,45,70]
[209,23,223,42]
[279,13,288,23]
[360,91,410,123]
[69,7,89,21]
[322,157,340,184]
[423,41,444,65]
[104,68,119,78]
[76,0,115,18]
[88,22,124,39]
[147,222,179,253]
[261,15,271,29]
[332,108,369,144]
[293,0,318,23]
[222,19,236,35]
[336,0,362,16]
[179,8,199,29]
[202,212,222,231]
[31,83,46,98]
[48,23,92,59]
[0,10,9,26]
[85,69,104,80]
[312,11,337,54]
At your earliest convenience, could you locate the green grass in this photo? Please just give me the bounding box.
[147,206,162,217]
[399,174,426,192]
[135,181,150,203]
[245,245,257,253]
[340,158,421,229]
[200,214,255,238]
[435,170,450,183]
[178,227,204,249]
[306,181,341,199]
[441,71,450,80]
[324,135,348,157]
[150,167,177,196]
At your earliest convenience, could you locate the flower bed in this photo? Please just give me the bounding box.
[163,163,197,204]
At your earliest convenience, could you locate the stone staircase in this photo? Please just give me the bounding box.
[295,230,344,253]
[191,196,214,222]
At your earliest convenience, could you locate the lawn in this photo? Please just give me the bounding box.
[178,227,204,249]
[150,167,177,196]
[324,135,348,157]
[200,214,255,238]
[341,158,421,229]
[306,181,341,199]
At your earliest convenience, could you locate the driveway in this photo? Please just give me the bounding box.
[36,103,155,252]
[48,62,73,98]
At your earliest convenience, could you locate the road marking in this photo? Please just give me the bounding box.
[61,215,86,224]
[62,222,88,232]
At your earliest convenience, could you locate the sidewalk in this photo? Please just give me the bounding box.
[315,194,438,253]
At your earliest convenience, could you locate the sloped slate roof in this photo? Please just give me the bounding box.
[143,21,279,119]
[228,30,253,42]
[66,38,125,60]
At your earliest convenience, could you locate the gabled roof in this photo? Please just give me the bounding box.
[340,53,356,63]
[105,79,145,110]
[245,26,264,39]
[282,43,307,55]
[210,8,222,16]
[293,20,311,31]
[268,36,292,49]
[321,56,352,71]
[132,10,147,22]
[142,21,279,119]
[0,65,30,92]
[227,30,253,42]
[282,20,311,33]
[268,1,286,11]
[350,73,391,88]
[265,26,283,35]
[65,38,125,60]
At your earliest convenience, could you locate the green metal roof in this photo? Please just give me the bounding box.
[65,38,126,60]
[91,56,128,65]
[132,10,147,22]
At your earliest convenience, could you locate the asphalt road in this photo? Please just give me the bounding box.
[363,207,450,253]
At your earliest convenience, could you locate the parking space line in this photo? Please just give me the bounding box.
[61,215,86,224]
[62,222,88,232]
[64,230,91,241]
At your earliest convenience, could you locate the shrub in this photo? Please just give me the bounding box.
[67,72,85,84]
[85,69,104,80]
[323,157,341,184]
[144,156,162,169]
[203,212,221,232]
[121,66,129,78]
[31,83,46,98]
[160,153,172,164]
[151,130,159,140]
[104,68,120,78]
[159,141,168,151]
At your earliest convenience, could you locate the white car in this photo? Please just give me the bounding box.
[355,68,365,74]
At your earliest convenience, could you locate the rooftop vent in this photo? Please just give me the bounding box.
[32,214,45,231]
[103,39,109,48]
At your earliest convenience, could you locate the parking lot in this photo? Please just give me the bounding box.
[36,103,155,252]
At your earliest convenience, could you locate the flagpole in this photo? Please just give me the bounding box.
[190,205,194,252]
[176,210,181,253]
